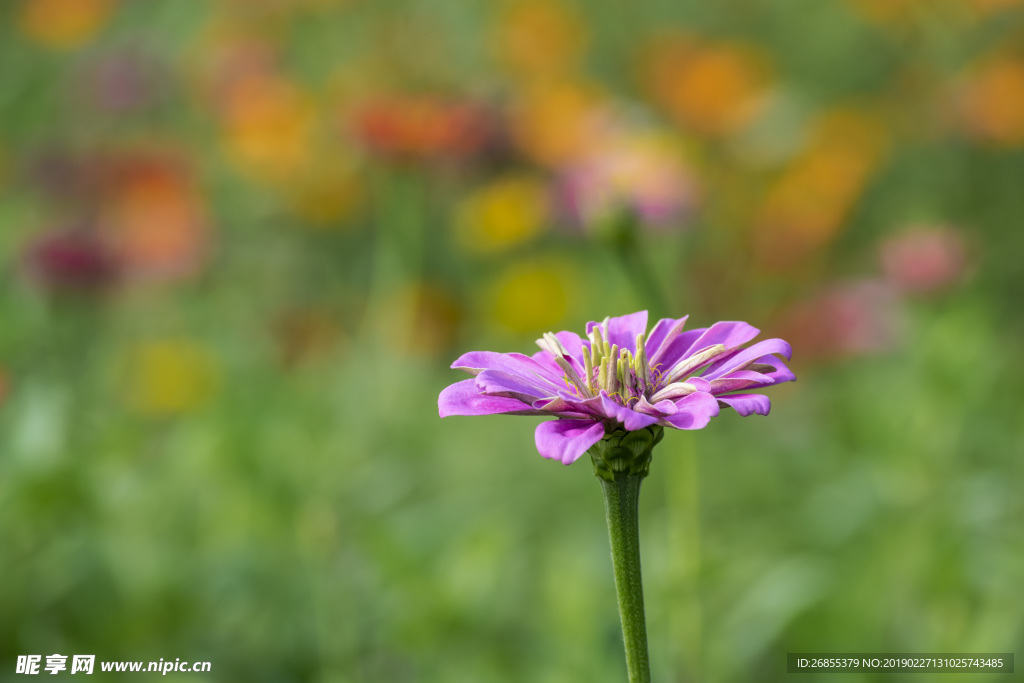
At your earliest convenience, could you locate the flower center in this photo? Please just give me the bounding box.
[582,327,651,406]
[539,320,733,408]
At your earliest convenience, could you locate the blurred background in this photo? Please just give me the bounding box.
[1,0,1022,681]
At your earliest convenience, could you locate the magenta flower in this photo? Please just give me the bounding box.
[439,311,795,464]
[25,227,119,295]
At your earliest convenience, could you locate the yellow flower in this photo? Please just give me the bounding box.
[18,0,115,49]
[281,155,363,226]
[487,261,570,334]
[456,175,548,253]
[126,340,218,416]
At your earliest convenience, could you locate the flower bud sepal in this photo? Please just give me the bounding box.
[589,425,664,482]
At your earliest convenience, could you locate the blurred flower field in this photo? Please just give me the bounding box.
[1,0,1023,681]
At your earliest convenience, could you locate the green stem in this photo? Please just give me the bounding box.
[602,211,671,319]
[601,472,651,683]
[617,238,671,320]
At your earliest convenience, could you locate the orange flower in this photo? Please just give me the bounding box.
[847,0,1013,26]
[351,96,495,161]
[188,30,281,114]
[221,74,317,182]
[640,36,771,137]
[508,80,605,167]
[492,0,587,80]
[100,153,209,280]
[18,0,115,49]
[217,0,351,13]
[957,56,1024,146]
[968,0,1024,13]
[754,109,888,268]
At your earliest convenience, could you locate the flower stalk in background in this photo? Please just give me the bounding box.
[439,311,794,681]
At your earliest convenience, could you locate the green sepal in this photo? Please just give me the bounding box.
[588,425,664,482]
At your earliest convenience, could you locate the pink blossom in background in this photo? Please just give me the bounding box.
[553,108,698,231]
[880,226,968,294]
[777,280,905,361]
[80,47,166,113]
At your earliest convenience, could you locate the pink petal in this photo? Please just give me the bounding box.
[530,349,566,379]
[587,311,649,353]
[475,370,551,403]
[663,391,720,430]
[535,419,607,465]
[596,394,660,431]
[452,351,565,388]
[750,354,797,385]
[703,339,793,379]
[531,396,591,418]
[439,379,539,417]
[645,316,689,358]
[654,321,758,370]
[633,395,678,417]
[649,328,706,372]
[707,370,773,395]
[688,321,760,354]
[554,331,586,365]
[688,377,712,392]
[717,393,772,416]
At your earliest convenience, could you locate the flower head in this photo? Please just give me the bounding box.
[439,311,795,464]
[25,227,119,294]
[350,96,498,163]
[553,116,698,232]
[880,226,967,294]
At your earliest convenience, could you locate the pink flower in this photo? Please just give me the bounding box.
[880,226,967,294]
[440,311,794,464]
[553,111,698,231]
[777,280,905,360]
